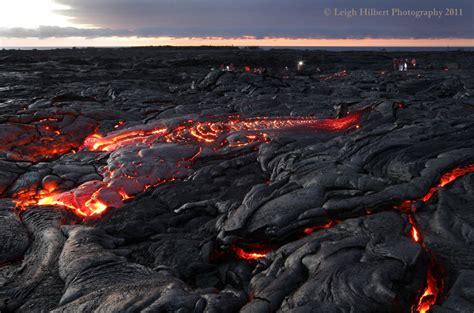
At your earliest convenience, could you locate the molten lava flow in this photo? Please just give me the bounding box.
[415,268,439,313]
[82,128,168,152]
[13,111,365,218]
[395,165,474,312]
[84,110,364,153]
[408,214,440,313]
[398,164,474,211]
[406,213,441,313]
[231,244,273,261]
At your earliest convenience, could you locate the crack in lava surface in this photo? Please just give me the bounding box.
[233,163,474,313]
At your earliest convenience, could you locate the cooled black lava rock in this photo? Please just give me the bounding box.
[0,47,473,313]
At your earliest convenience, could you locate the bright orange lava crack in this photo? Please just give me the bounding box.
[397,164,474,211]
[407,214,440,313]
[233,163,473,312]
[303,221,335,235]
[231,245,273,261]
[415,267,439,313]
[13,111,364,218]
[399,165,474,313]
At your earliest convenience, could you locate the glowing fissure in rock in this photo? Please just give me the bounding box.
[231,162,473,309]
[231,244,273,261]
[406,214,440,313]
[14,112,365,218]
[414,263,440,313]
[398,165,474,313]
[303,221,335,235]
[398,164,474,211]
[408,214,421,243]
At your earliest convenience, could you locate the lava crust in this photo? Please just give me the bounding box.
[0,47,473,313]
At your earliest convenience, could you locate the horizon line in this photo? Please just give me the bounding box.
[1,37,473,48]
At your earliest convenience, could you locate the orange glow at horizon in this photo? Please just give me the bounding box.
[1,36,473,48]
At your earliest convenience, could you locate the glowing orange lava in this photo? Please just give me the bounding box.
[406,212,440,313]
[82,128,168,152]
[13,112,365,218]
[415,269,439,313]
[398,164,474,211]
[84,111,364,153]
[231,245,273,261]
[406,213,441,313]
[393,164,474,312]
[408,214,421,243]
[303,221,335,235]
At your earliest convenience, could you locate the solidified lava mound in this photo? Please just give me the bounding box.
[0,47,474,312]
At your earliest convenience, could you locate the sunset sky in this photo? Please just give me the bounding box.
[0,0,472,47]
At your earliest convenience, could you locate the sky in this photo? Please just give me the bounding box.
[0,0,472,47]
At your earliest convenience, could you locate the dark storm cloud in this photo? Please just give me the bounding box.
[1,0,473,38]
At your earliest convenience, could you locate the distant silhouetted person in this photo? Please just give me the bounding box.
[334,103,348,118]
[411,58,417,69]
[398,59,404,71]
[282,66,290,79]
[393,58,399,70]
[297,61,304,72]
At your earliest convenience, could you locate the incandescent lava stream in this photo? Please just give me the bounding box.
[13,111,365,218]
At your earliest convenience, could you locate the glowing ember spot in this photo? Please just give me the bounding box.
[232,245,272,261]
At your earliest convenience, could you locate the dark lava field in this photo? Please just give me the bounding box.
[0,47,473,312]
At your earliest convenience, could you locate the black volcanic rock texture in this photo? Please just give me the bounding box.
[0,47,473,312]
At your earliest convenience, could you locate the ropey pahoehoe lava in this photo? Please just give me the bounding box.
[0,48,473,313]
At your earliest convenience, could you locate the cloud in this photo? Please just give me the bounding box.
[1,0,472,39]
[0,26,130,38]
